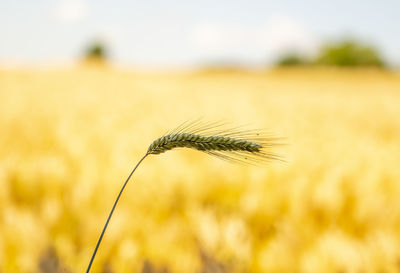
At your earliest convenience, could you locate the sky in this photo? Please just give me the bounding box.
[0,0,399,68]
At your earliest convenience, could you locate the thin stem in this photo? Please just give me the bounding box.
[86,153,149,273]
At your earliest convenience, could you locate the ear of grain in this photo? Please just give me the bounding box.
[87,120,282,273]
[147,133,262,154]
[146,120,282,164]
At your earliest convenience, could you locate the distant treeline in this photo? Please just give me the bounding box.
[83,41,108,63]
[276,40,385,68]
[81,39,387,68]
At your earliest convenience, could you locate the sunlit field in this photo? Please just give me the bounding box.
[1,66,400,273]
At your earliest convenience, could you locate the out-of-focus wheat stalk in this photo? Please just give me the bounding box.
[86,120,281,273]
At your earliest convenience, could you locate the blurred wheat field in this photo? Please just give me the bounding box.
[1,66,400,273]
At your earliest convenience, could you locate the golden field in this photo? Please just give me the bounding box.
[1,66,400,273]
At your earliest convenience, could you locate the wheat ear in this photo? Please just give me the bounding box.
[148,133,262,154]
[86,121,281,273]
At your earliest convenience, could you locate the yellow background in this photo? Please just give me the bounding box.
[1,67,399,272]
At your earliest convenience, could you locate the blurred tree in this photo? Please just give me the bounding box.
[315,40,385,67]
[83,41,108,63]
[275,54,310,67]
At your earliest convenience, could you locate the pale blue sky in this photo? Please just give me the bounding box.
[0,0,399,67]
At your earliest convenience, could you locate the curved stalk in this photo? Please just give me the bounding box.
[86,153,148,273]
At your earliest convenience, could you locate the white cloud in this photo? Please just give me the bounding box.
[191,15,319,64]
[260,15,318,57]
[54,1,88,24]
[192,23,254,58]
